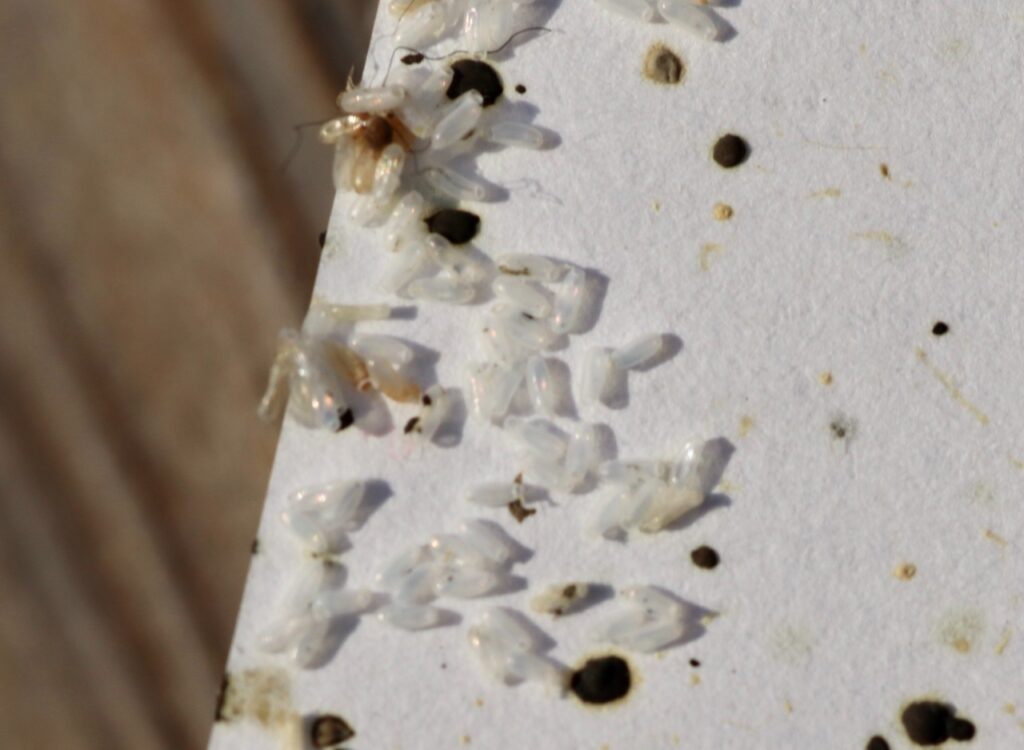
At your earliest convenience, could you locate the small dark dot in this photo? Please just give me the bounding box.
[425,209,480,245]
[570,656,631,705]
[422,394,433,406]
[901,701,957,745]
[712,134,750,169]
[403,416,420,434]
[250,538,260,555]
[214,674,230,721]
[880,163,891,178]
[515,83,526,94]
[447,59,503,107]
[310,714,355,748]
[949,718,976,741]
[690,545,720,570]
[401,52,425,65]
[689,658,701,668]
[317,231,327,248]
[866,736,891,750]
[932,321,949,336]
[338,409,355,431]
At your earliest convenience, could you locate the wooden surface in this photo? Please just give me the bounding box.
[0,1,375,746]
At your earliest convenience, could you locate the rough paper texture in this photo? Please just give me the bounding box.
[211,2,1024,747]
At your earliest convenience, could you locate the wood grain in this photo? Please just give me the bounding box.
[0,0,376,746]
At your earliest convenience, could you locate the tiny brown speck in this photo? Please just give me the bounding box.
[644,44,684,85]
[712,202,734,221]
[894,562,917,581]
[508,499,535,523]
[515,83,526,94]
[932,321,949,336]
[880,163,891,179]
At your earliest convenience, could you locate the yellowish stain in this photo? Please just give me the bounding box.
[995,628,1012,655]
[474,698,484,708]
[893,562,917,581]
[784,700,794,715]
[699,243,723,271]
[653,200,662,213]
[712,202,734,220]
[461,735,471,745]
[217,669,300,745]
[1010,456,1024,470]
[985,529,1008,548]
[810,187,842,198]
[915,347,990,425]
[738,415,755,437]
[938,610,985,654]
[852,230,909,257]
[770,625,815,664]
[1004,703,1016,715]
[819,371,834,386]
[690,673,701,686]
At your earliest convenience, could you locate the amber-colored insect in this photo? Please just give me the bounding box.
[320,107,415,195]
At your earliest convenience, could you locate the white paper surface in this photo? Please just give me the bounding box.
[211,2,1024,747]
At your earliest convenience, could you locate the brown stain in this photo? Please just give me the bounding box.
[474,698,484,708]
[569,652,638,709]
[937,610,985,654]
[1010,456,1024,470]
[699,243,723,271]
[893,562,917,581]
[653,200,662,212]
[880,163,891,179]
[738,415,755,437]
[643,43,684,85]
[1003,703,1016,715]
[852,230,909,259]
[217,668,298,735]
[810,187,842,198]
[712,202,734,221]
[915,347,990,425]
[819,371,834,386]
[995,628,1012,655]
[984,529,1008,548]
[690,673,701,686]
[507,499,535,523]
[461,734,471,745]
[784,700,794,715]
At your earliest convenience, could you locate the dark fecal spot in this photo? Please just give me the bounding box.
[949,718,976,741]
[712,134,750,168]
[880,163,891,178]
[689,658,701,668]
[401,52,425,65]
[570,656,631,705]
[932,321,949,336]
[866,736,891,750]
[311,714,355,748]
[508,499,535,523]
[250,538,260,555]
[363,116,393,152]
[447,59,503,107]
[214,674,230,721]
[318,231,327,248]
[901,701,974,745]
[425,209,480,245]
[338,409,355,431]
[404,416,420,434]
[422,394,433,406]
[515,83,527,94]
[644,44,684,85]
[563,584,577,598]
[829,414,856,442]
[690,545,720,570]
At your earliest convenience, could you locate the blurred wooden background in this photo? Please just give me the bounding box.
[0,0,376,746]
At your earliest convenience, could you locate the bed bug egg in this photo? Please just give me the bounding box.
[609,333,664,370]
[378,603,445,631]
[530,583,589,617]
[594,0,657,22]
[495,253,567,282]
[432,90,485,151]
[656,0,721,41]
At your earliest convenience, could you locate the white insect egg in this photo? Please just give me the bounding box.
[385,191,428,250]
[578,346,614,408]
[492,276,553,318]
[377,544,431,590]
[311,588,375,620]
[599,586,690,653]
[609,333,664,371]
[406,271,477,304]
[371,143,407,204]
[562,423,601,490]
[495,253,567,282]
[393,0,449,48]
[486,120,546,150]
[490,304,558,350]
[656,0,721,40]
[468,608,564,690]
[550,266,588,334]
[467,361,524,421]
[530,583,589,616]
[280,480,366,553]
[406,384,452,442]
[339,84,407,114]
[431,90,485,150]
[524,354,557,415]
[593,0,657,22]
[434,566,502,598]
[378,603,445,631]
[504,417,570,462]
[423,165,490,202]
[459,519,514,565]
